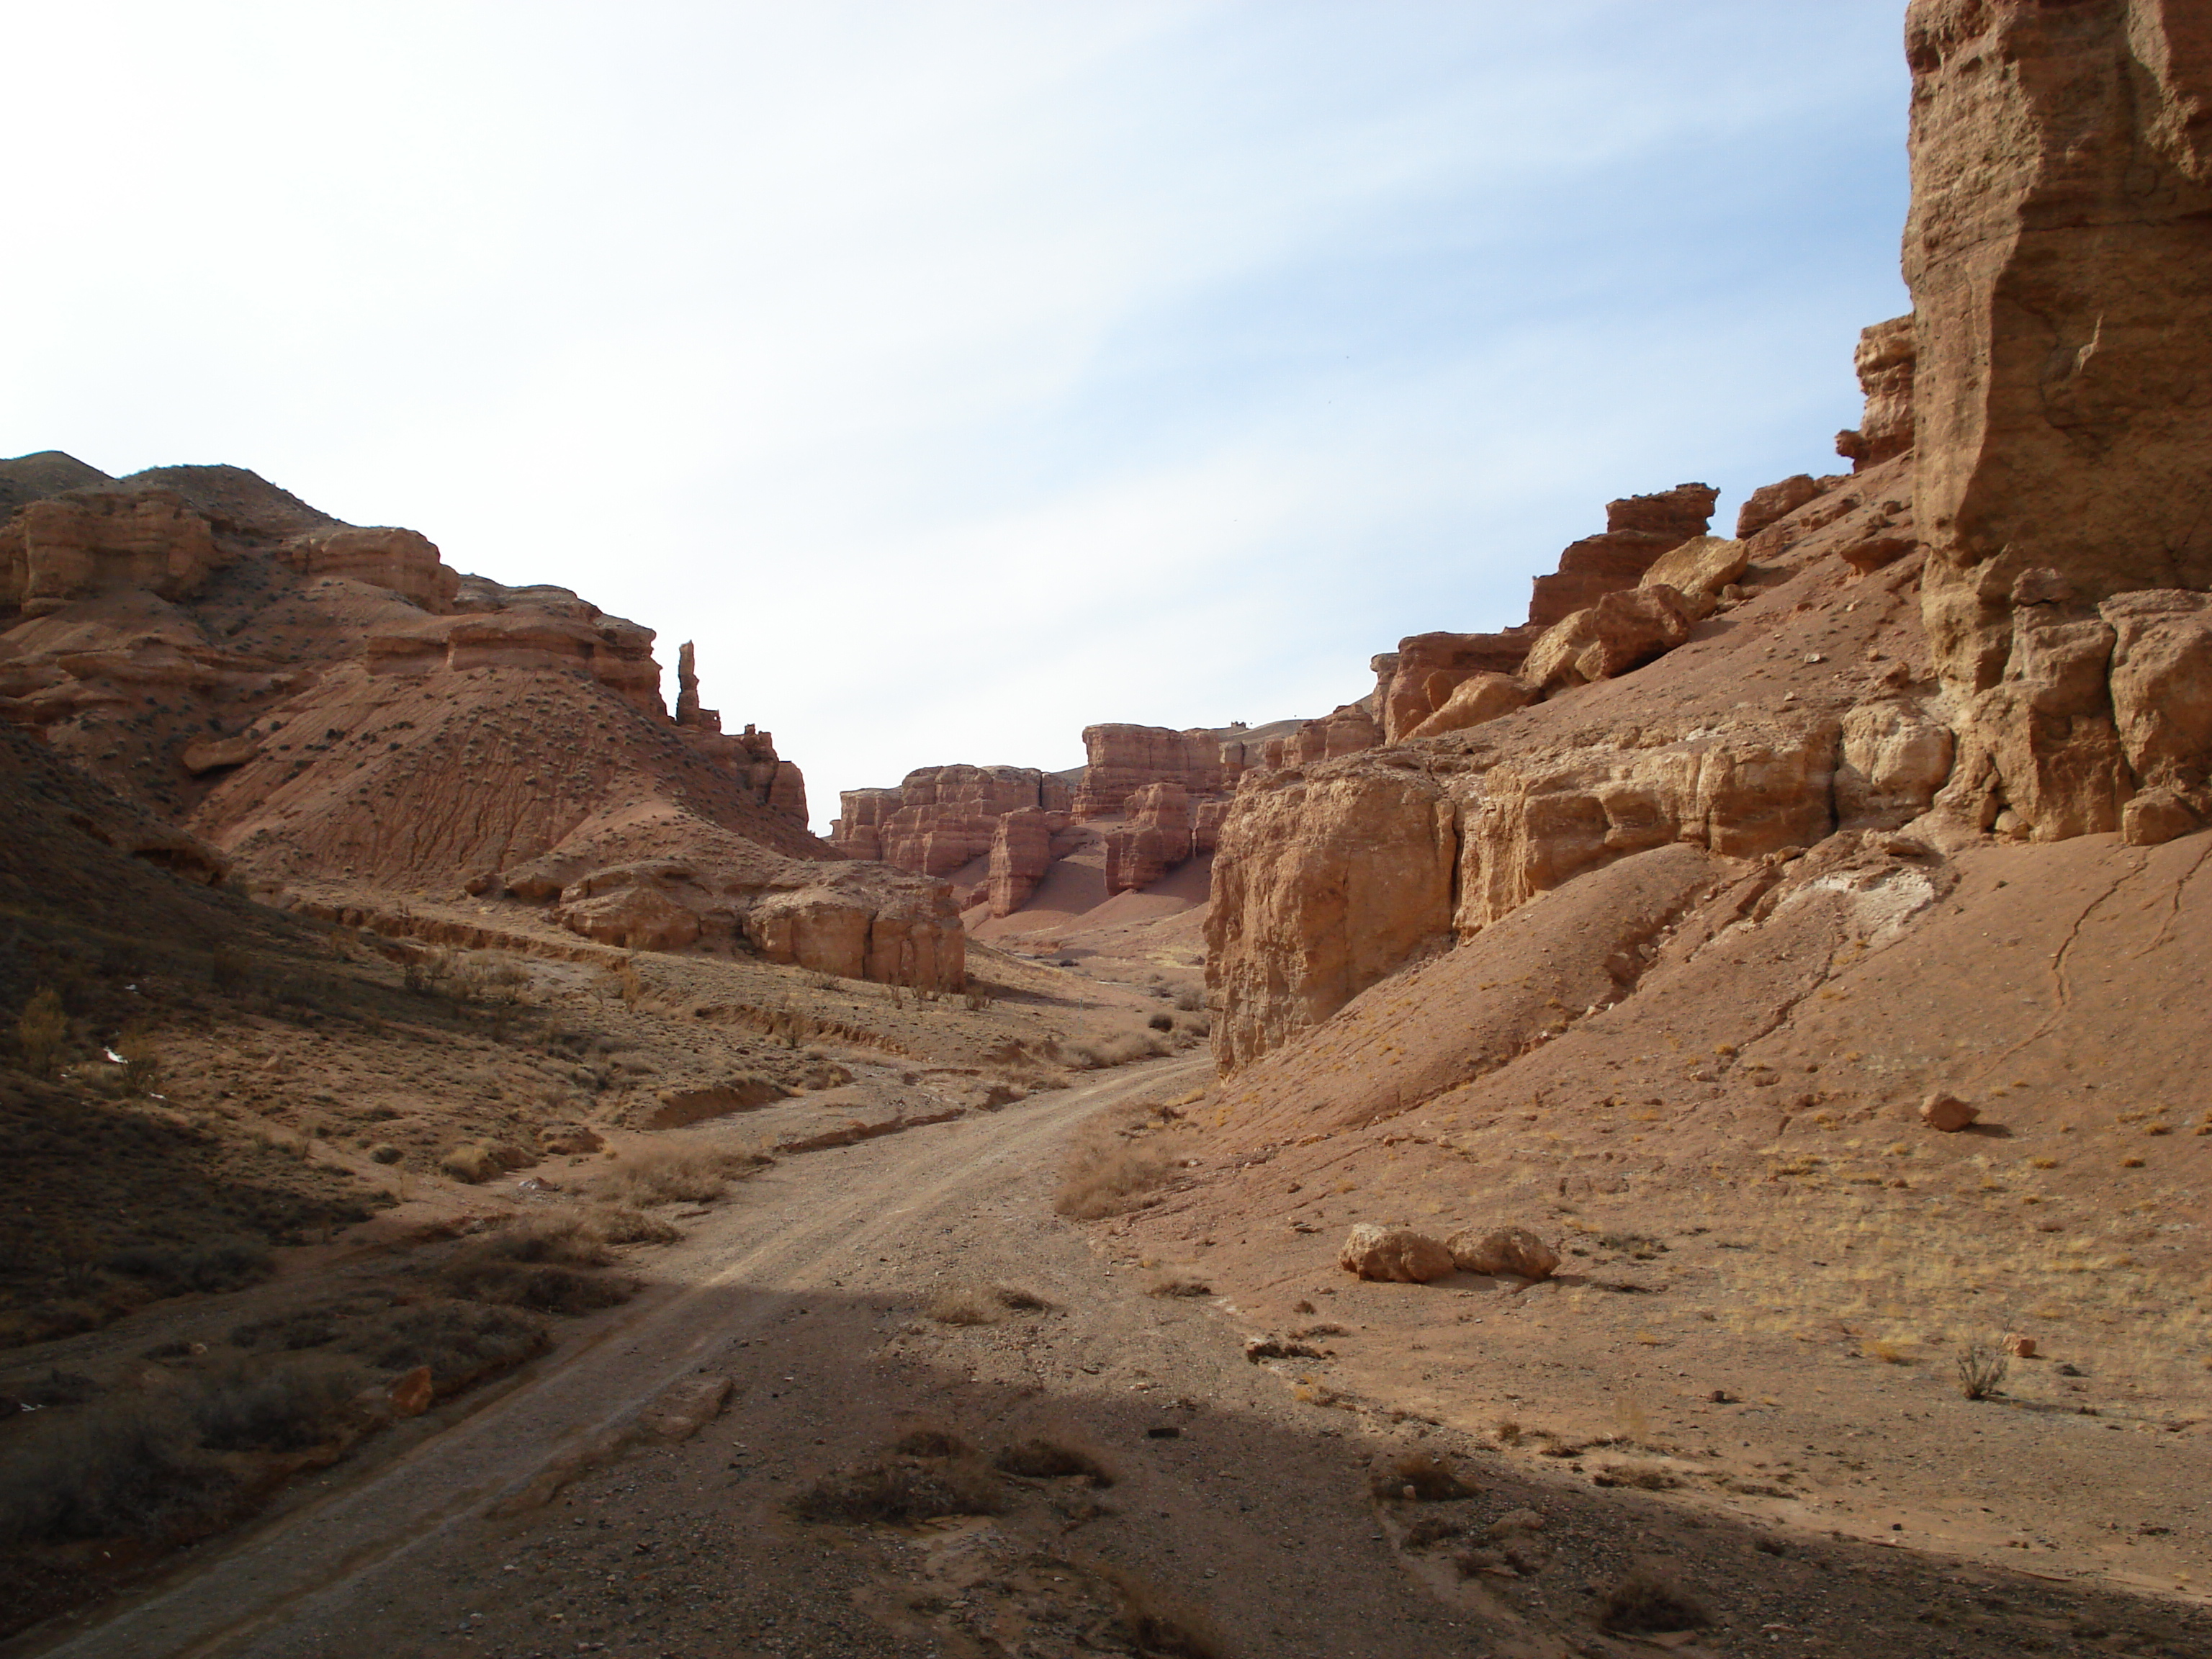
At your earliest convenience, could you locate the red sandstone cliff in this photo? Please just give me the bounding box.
[0,458,961,989]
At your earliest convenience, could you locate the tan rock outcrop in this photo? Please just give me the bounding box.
[1338,1223,1454,1284]
[2101,590,2212,815]
[281,526,459,613]
[1905,1,2212,693]
[1735,475,1824,539]
[1455,723,1838,931]
[987,805,1056,916]
[1,490,222,618]
[831,765,1071,875]
[1380,631,1531,744]
[1071,724,1223,819]
[1104,781,1195,894]
[1835,701,1955,831]
[1447,1226,1559,1280]
[1640,536,1748,619]
[1207,768,1457,1071]
[1948,572,2133,840]
[1527,483,1717,631]
[1835,315,1915,471]
[1406,673,1534,740]
[1519,584,1696,694]
[1287,704,1381,766]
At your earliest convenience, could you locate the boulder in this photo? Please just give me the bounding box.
[1338,1223,1455,1284]
[2002,1333,2037,1360]
[387,1365,435,1418]
[1447,1226,1559,1280]
[640,1375,733,1440]
[1920,1092,1979,1133]
[1406,673,1534,740]
[1640,535,1749,619]
[1527,483,1717,633]
[1520,585,1696,694]
[1835,702,1954,831]
[1382,632,1531,742]
[1735,475,1823,539]
[180,734,260,774]
[554,884,702,951]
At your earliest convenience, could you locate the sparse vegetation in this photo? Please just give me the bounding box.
[925,1286,1004,1326]
[994,1437,1115,1485]
[1956,1337,2011,1401]
[1371,1451,1475,1502]
[598,1144,765,1208]
[1056,1118,1175,1220]
[1599,1565,1712,1635]
[791,1446,1004,1524]
[14,987,67,1077]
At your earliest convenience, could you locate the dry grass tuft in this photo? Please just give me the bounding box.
[598,1144,766,1208]
[925,1287,1004,1326]
[994,1437,1115,1485]
[1956,1337,2010,1401]
[1372,1451,1476,1502]
[790,1450,1004,1524]
[1599,1565,1712,1635]
[1147,1276,1213,1299]
[992,1285,1053,1313]
[1055,1125,1174,1220]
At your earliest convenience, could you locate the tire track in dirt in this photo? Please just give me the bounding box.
[28,1056,1206,1659]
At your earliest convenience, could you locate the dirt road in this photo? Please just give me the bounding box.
[24,1055,2211,1659]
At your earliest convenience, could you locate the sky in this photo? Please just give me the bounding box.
[1,1,1912,835]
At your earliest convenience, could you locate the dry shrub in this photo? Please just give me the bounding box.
[1600,1565,1712,1635]
[14,986,68,1078]
[791,1452,1004,1524]
[1055,1122,1174,1220]
[440,1254,633,1316]
[1054,1029,1169,1070]
[1594,1460,1681,1491]
[438,1141,530,1184]
[1147,1276,1212,1299]
[472,1215,615,1267]
[925,1287,1004,1326]
[889,1427,974,1459]
[104,1239,273,1298]
[1372,1451,1475,1502]
[341,1300,546,1390]
[993,1285,1052,1313]
[994,1437,1114,1485]
[1402,1513,1467,1549]
[0,1398,237,1546]
[1102,1569,1226,1659]
[0,1359,363,1547]
[598,1144,761,1208]
[1956,1337,2010,1400]
[588,1204,680,1245]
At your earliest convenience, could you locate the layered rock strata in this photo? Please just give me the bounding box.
[0,454,958,989]
[832,765,1071,874]
[1904,0,2212,841]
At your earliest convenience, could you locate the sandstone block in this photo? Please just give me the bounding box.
[1338,1223,1455,1283]
[1920,1092,1978,1133]
[2122,788,2200,848]
[2002,1332,2037,1359]
[554,884,702,951]
[1835,701,1954,831]
[1447,1226,1560,1281]
[1406,673,1535,740]
[1521,585,1695,694]
[1640,535,1748,618]
[1735,475,1823,539]
[181,734,260,774]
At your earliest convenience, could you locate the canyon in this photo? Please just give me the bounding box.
[2,4,2209,1655]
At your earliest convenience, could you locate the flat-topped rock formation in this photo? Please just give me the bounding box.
[0,457,959,989]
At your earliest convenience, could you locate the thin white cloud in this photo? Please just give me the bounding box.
[1,1,1910,832]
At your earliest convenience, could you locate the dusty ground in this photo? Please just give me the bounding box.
[4,1043,2207,1659]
